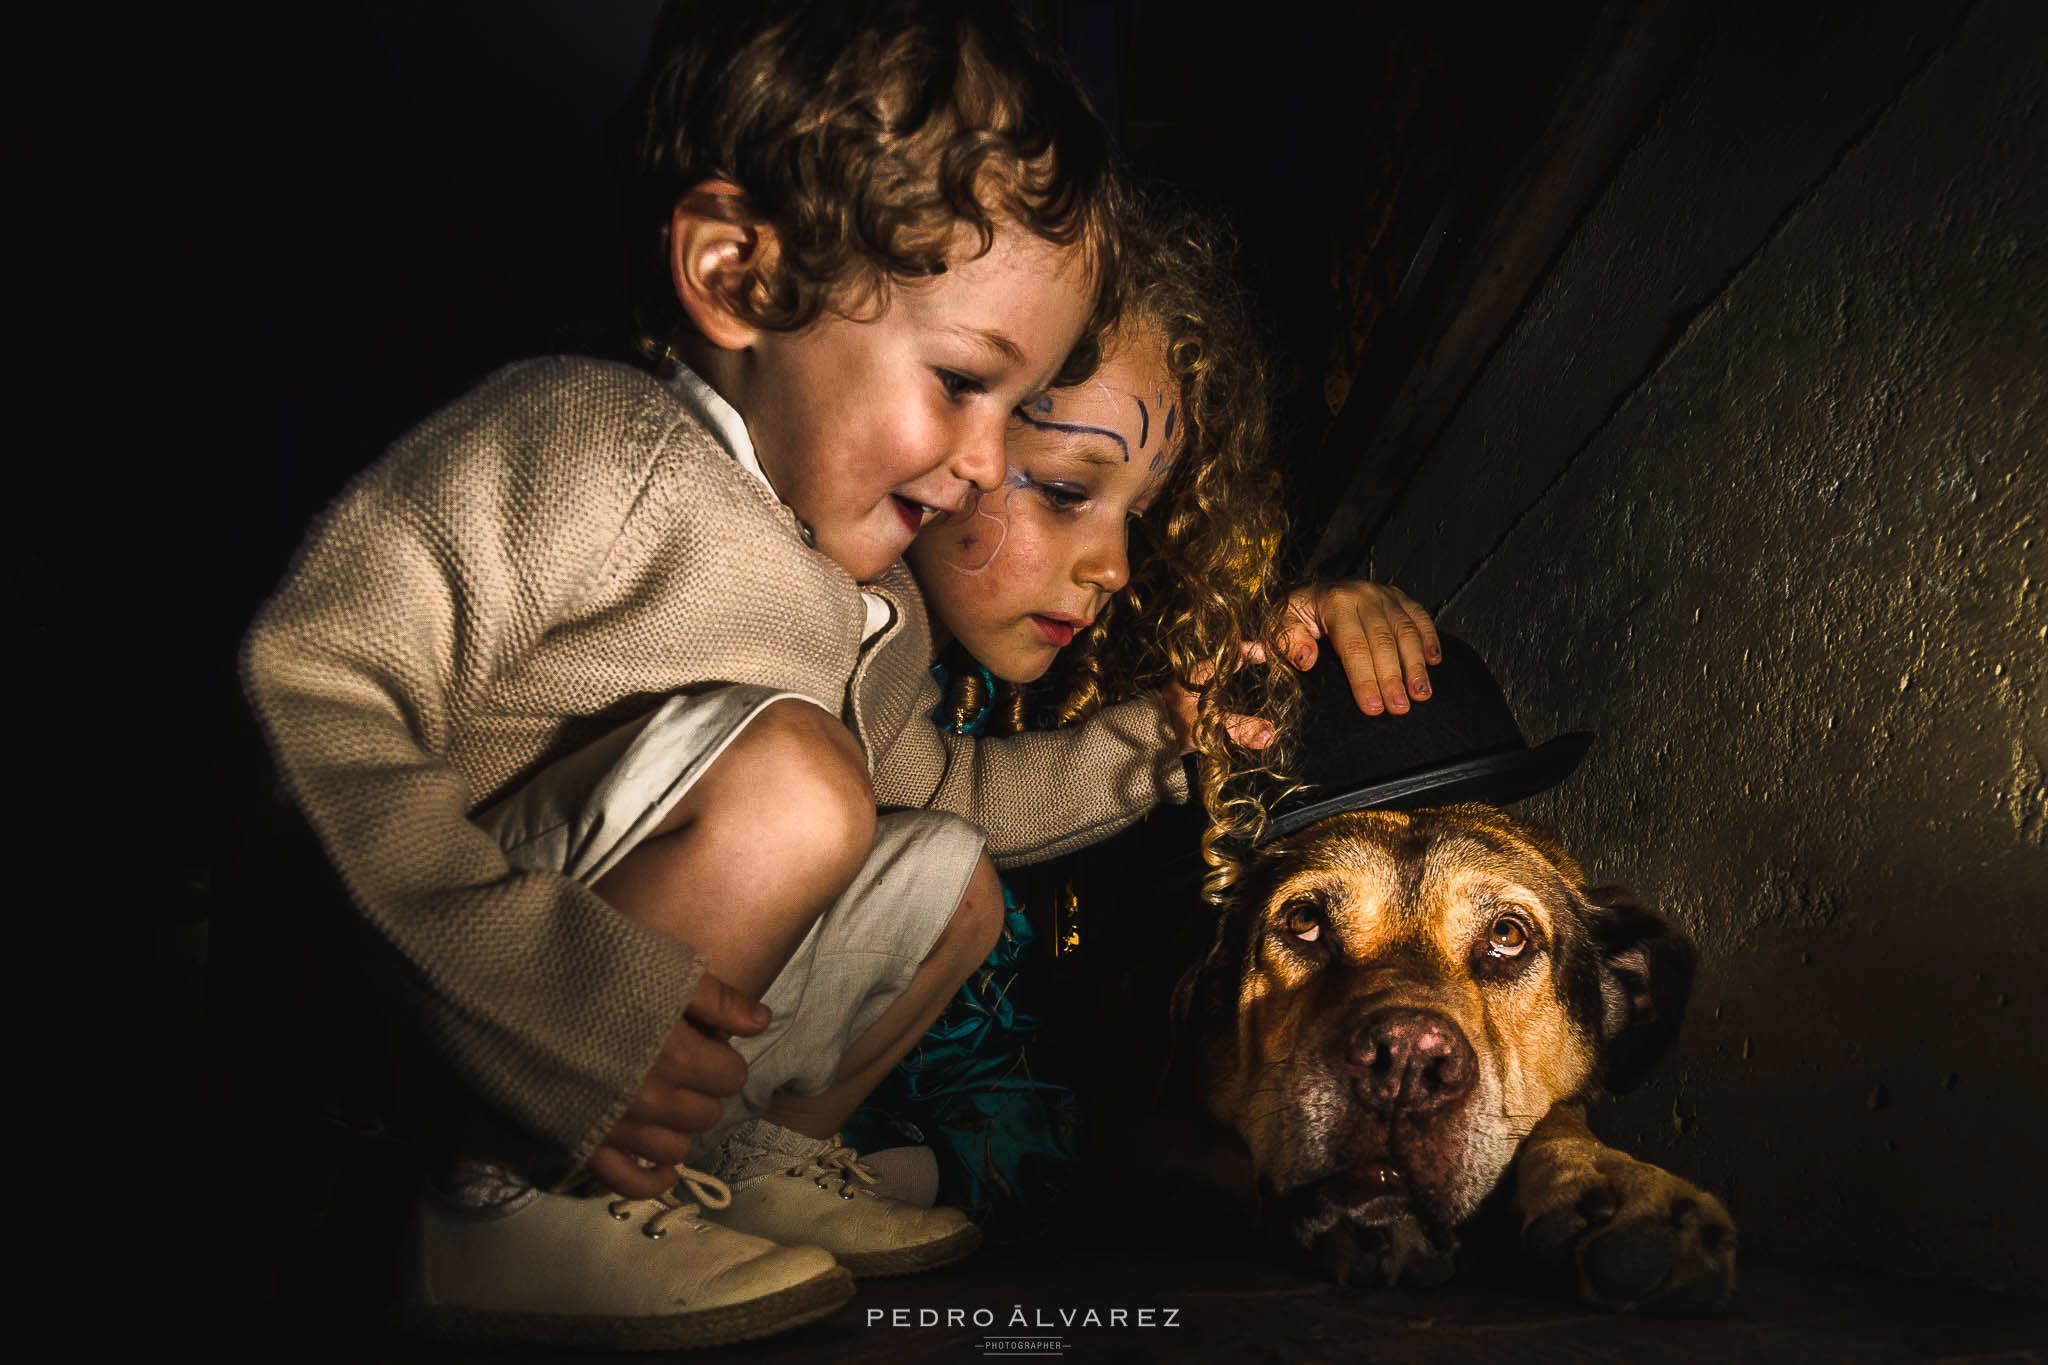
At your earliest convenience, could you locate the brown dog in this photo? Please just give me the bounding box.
[1084,802,1736,1313]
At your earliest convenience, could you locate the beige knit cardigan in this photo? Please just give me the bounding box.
[241,358,1186,1173]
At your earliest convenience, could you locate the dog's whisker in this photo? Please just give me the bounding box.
[1239,1099,1304,1132]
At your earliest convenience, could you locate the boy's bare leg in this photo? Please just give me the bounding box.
[593,699,876,998]
[763,854,1006,1140]
[583,699,877,1192]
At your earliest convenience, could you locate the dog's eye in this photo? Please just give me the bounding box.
[1487,916,1530,957]
[1281,899,1323,942]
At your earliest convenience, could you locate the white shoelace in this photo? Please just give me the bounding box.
[605,1165,734,1239]
[784,1143,881,1199]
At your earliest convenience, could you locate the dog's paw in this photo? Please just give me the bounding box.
[1310,1215,1458,1290]
[1518,1148,1736,1313]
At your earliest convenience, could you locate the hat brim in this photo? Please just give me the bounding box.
[1257,731,1594,846]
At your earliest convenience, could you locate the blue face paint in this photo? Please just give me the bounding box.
[1148,402,1181,473]
[1137,397,1150,449]
[1012,403,1131,463]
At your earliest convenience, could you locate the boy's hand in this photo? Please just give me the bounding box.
[1278,580,1441,716]
[588,972,770,1199]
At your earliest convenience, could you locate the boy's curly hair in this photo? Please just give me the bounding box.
[624,0,1117,380]
[939,187,1303,902]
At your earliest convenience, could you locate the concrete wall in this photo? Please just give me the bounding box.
[1363,0,2046,1294]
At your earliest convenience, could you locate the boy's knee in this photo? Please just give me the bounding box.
[731,699,876,878]
[941,854,1005,965]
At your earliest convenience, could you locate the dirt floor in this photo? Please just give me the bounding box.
[189,1236,2045,1363]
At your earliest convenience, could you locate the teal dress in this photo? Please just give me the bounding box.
[841,661,1080,1226]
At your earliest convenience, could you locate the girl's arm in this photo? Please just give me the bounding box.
[871,578,1440,867]
[869,666,1191,868]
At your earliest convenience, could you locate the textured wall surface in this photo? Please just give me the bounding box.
[1369,0,1967,605]
[1363,0,2047,1293]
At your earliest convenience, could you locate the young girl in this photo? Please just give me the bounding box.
[845,188,1440,1219]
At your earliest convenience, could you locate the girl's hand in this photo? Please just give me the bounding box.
[1278,580,1442,716]
[1160,675,1277,754]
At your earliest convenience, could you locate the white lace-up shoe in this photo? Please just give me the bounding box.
[394,1165,854,1349]
[707,1121,981,1277]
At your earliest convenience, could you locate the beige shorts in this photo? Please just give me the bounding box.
[478,685,985,1153]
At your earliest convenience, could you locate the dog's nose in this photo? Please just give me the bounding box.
[1347,1008,1476,1116]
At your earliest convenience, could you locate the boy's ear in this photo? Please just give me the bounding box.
[669,180,775,352]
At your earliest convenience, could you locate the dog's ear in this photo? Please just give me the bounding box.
[1178,897,1259,1039]
[1581,884,1695,1092]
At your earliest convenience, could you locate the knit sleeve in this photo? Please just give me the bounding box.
[869,664,1192,869]
[239,360,706,1180]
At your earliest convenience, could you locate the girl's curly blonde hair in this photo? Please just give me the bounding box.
[938,185,1302,902]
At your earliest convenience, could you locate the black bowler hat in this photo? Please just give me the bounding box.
[1258,634,1593,845]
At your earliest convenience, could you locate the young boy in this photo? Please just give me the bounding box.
[241,1,1190,1349]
